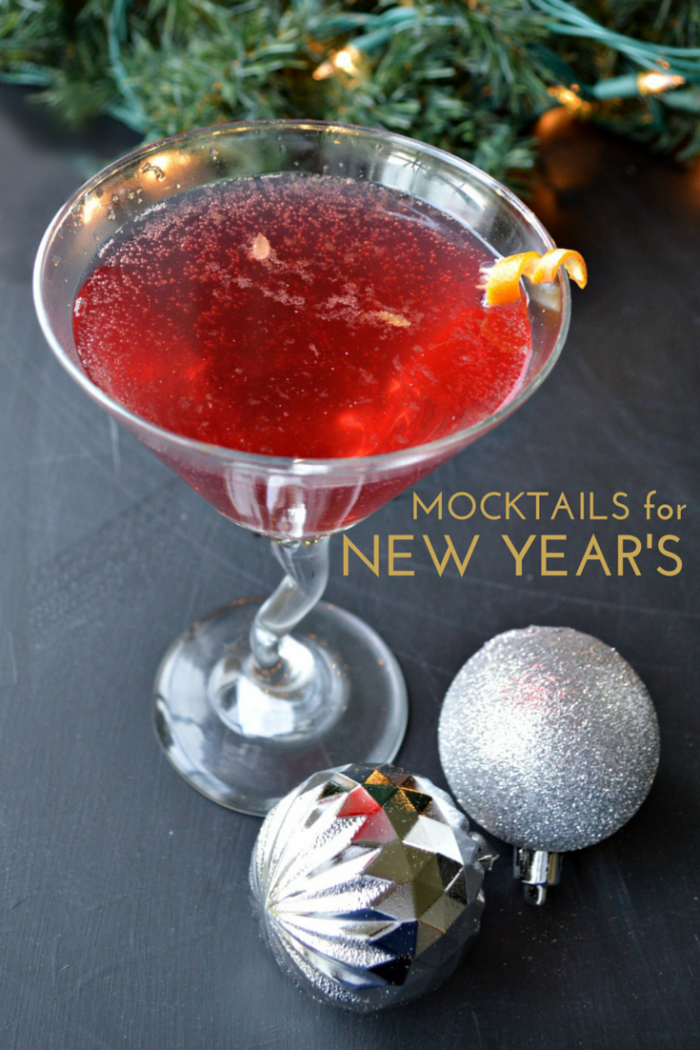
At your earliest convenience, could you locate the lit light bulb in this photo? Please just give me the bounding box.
[333,48,359,75]
[637,71,685,95]
[547,85,592,115]
[312,61,334,81]
[313,45,360,81]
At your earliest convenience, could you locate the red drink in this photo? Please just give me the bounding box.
[73,175,531,461]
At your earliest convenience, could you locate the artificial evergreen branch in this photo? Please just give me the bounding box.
[1,0,700,179]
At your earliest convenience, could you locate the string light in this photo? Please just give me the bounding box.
[551,71,686,110]
[547,85,592,115]
[313,46,360,81]
[637,71,685,95]
[334,48,359,75]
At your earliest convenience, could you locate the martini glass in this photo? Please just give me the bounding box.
[34,121,570,815]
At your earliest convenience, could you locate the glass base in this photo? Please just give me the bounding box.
[153,599,408,815]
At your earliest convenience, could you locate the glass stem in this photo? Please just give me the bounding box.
[249,537,330,676]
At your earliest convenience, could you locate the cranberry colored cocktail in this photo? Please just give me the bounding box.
[73,174,531,532]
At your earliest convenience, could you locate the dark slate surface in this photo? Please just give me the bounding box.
[1,89,698,1049]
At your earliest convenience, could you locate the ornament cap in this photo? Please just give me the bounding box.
[514,848,562,906]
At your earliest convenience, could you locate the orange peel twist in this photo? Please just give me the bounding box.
[482,248,587,307]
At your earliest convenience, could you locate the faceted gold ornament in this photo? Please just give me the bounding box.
[249,764,495,1011]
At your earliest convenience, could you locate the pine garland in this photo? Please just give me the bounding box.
[2,0,700,181]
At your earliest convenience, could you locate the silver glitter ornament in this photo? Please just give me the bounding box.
[439,627,660,904]
[249,763,495,1011]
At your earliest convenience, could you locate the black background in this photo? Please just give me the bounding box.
[1,88,698,1048]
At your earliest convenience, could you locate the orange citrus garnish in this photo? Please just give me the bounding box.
[481,248,587,307]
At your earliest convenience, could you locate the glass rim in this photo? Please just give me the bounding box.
[33,118,571,474]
